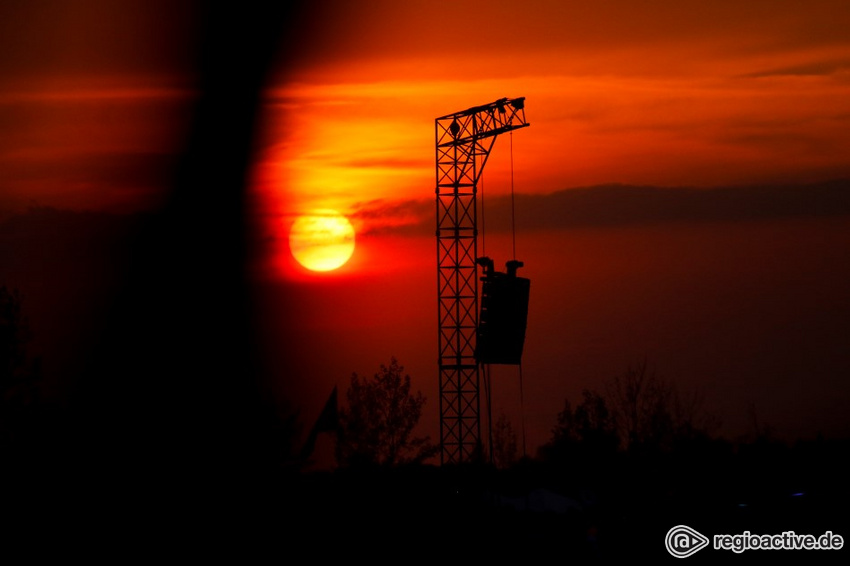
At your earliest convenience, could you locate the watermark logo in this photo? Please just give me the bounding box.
[666,525,843,557]
[665,525,709,558]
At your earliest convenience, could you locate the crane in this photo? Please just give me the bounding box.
[435,97,530,465]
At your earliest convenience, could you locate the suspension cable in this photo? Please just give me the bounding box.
[510,130,527,459]
[480,173,485,257]
[519,362,527,459]
[480,166,488,463]
[483,364,493,465]
[510,130,517,260]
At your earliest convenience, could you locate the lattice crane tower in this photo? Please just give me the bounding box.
[435,97,530,464]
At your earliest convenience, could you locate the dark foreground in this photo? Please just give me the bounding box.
[4,441,850,563]
[279,448,849,563]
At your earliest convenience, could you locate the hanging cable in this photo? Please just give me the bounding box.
[480,173,486,257]
[519,363,527,459]
[483,364,493,466]
[480,171,488,462]
[510,130,517,260]
[509,129,527,459]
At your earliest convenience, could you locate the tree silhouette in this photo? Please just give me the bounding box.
[335,357,436,468]
[542,360,719,463]
[540,389,619,465]
[606,359,718,452]
[491,409,518,469]
[605,359,673,452]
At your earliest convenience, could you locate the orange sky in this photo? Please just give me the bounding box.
[4,2,850,217]
[243,0,850,283]
[3,1,850,462]
[250,0,850,459]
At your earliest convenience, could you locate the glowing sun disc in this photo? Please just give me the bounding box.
[289,210,355,272]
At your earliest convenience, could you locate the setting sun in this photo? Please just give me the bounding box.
[288,210,356,272]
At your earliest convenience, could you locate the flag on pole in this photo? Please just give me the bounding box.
[300,385,338,460]
[313,385,338,433]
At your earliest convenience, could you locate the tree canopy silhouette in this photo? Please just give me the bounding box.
[335,357,436,468]
[491,409,519,469]
[541,359,719,463]
[540,389,619,464]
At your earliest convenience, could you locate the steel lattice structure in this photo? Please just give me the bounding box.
[435,97,529,464]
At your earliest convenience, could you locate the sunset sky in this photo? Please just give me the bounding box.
[2,1,850,464]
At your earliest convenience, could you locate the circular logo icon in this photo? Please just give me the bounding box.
[665,525,709,558]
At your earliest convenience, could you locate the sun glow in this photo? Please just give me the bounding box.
[289,210,356,272]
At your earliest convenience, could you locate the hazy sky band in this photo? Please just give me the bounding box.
[3,2,850,218]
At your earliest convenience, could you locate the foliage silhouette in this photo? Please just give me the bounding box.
[541,359,718,463]
[606,358,675,452]
[541,389,619,465]
[491,409,518,469]
[335,357,437,467]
